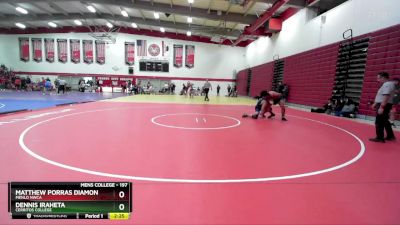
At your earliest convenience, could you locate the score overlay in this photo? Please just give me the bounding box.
[8,182,132,220]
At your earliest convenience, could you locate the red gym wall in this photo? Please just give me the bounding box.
[237,24,400,117]
[359,25,400,116]
[236,70,248,96]
[283,44,338,107]
[249,62,274,97]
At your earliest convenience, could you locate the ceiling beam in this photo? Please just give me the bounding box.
[0,0,260,24]
[1,13,241,38]
[30,2,54,15]
[255,0,306,8]
[47,1,69,16]
[233,0,290,46]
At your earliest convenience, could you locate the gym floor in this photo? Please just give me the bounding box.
[0,94,399,224]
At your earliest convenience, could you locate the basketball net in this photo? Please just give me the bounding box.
[88,26,119,44]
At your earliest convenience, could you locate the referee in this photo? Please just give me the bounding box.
[369,72,396,143]
[203,80,212,101]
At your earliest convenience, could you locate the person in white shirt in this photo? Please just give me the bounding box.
[369,72,396,143]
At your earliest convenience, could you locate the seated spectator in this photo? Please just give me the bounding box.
[338,98,356,118]
[311,99,335,114]
[334,97,346,116]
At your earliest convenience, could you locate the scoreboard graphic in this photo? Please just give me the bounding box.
[8,182,132,220]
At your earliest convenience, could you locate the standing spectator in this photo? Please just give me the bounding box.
[217,84,220,96]
[277,81,289,102]
[14,77,21,91]
[203,80,212,101]
[369,72,396,143]
[26,76,32,91]
[79,79,85,92]
[58,79,66,94]
[54,79,60,93]
[227,84,232,97]
[231,85,237,97]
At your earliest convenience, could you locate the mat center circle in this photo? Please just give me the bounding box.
[151,113,241,130]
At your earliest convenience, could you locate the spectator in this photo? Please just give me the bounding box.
[217,84,220,96]
[338,98,356,118]
[227,84,232,97]
[277,81,289,102]
[311,99,335,114]
[58,79,66,94]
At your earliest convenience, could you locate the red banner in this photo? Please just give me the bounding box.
[32,38,42,62]
[173,44,183,68]
[57,39,68,63]
[83,40,93,64]
[70,39,80,63]
[96,41,105,65]
[125,42,135,65]
[19,38,30,62]
[185,45,195,68]
[45,38,55,63]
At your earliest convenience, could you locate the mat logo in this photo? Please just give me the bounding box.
[0,109,73,126]
[148,44,160,57]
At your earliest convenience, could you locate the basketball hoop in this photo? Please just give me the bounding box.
[88,26,119,44]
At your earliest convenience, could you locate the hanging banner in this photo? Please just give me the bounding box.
[32,38,42,62]
[70,39,80,63]
[125,42,135,65]
[136,40,147,57]
[173,44,183,68]
[19,38,30,62]
[57,39,68,63]
[185,45,195,68]
[95,41,105,65]
[83,40,94,64]
[161,40,170,57]
[44,38,55,63]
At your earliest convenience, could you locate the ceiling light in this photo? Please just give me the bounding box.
[187,17,193,23]
[121,10,128,17]
[74,20,82,26]
[16,7,28,14]
[15,23,26,29]
[160,27,165,33]
[188,0,194,4]
[48,22,57,28]
[187,31,192,36]
[87,5,96,13]
[154,12,160,19]
[106,22,113,28]
[131,23,138,28]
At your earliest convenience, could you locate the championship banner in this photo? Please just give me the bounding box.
[173,44,183,68]
[32,38,42,62]
[185,45,195,68]
[95,41,105,65]
[125,42,135,65]
[161,40,170,57]
[44,38,55,63]
[19,38,30,62]
[57,39,68,63]
[83,40,94,64]
[70,39,80,63]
